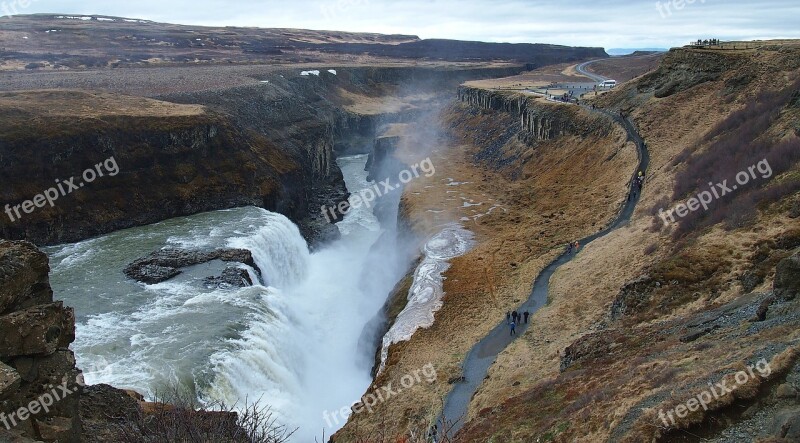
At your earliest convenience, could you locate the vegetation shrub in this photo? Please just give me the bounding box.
[670,78,800,238]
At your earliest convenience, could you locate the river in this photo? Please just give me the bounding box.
[46,154,400,440]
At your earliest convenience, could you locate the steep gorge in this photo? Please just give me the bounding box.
[0,65,529,248]
[335,84,635,439]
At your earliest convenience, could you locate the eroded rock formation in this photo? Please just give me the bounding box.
[0,240,81,442]
[123,248,261,285]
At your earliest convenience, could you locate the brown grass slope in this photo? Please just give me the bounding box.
[455,43,800,442]
[334,85,636,440]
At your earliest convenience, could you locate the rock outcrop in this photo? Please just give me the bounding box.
[609,274,658,321]
[775,249,800,299]
[631,45,800,99]
[123,248,261,285]
[457,86,607,143]
[1,240,255,442]
[0,240,82,443]
[451,87,615,179]
[203,267,254,289]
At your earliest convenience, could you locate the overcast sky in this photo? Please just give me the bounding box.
[4,0,799,49]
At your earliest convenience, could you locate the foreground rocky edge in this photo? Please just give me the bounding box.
[0,240,257,442]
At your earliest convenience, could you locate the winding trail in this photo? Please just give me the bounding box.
[440,83,650,436]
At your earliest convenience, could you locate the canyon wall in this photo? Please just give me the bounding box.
[455,86,613,175]
[0,91,306,246]
[457,86,586,142]
[0,65,532,248]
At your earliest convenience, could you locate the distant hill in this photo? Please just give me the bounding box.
[606,48,669,56]
[0,14,607,70]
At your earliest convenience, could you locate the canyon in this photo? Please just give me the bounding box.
[1,12,800,443]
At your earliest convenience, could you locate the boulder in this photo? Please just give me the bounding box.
[774,250,800,299]
[80,384,143,443]
[740,269,765,293]
[765,407,800,441]
[131,264,181,285]
[203,267,253,289]
[0,361,21,400]
[776,383,798,399]
[0,302,75,358]
[3,350,83,425]
[124,248,261,284]
[0,241,82,443]
[0,241,53,315]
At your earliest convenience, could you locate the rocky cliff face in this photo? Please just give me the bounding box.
[0,240,253,442]
[0,91,305,246]
[635,48,749,98]
[0,65,564,248]
[159,65,530,242]
[455,86,613,177]
[457,86,600,142]
[0,240,82,442]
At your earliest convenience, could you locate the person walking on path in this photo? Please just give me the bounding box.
[630,176,640,200]
[510,321,516,336]
[523,311,530,324]
[512,311,519,323]
[574,241,580,253]
[428,425,438,443]
[506,311,511,325]
[566,242,573,254]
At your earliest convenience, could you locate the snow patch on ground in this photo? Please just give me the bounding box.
[444,178,471,186]
[300,70,320,76]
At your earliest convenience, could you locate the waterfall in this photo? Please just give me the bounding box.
[48,155,406,442]
[226,211,311,289]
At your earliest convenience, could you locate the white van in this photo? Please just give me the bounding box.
[600,80,618,88]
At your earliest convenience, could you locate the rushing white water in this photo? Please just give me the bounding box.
[46,154,401,441]
[378,224,475,372]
